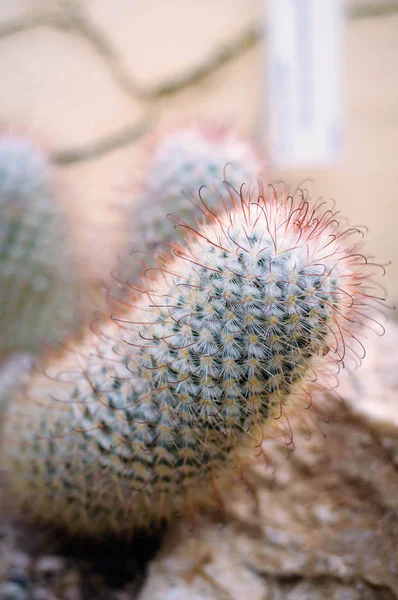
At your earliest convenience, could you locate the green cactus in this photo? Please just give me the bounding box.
[1,182,383,536]
[0,134,78,360]
[114,121,265,297]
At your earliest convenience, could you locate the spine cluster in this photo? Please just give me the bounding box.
[2,182,383,536]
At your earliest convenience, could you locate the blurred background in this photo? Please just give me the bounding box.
[0,0,397,300]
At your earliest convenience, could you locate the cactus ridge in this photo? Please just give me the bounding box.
[0,134,77,359]
[2,182,385,535]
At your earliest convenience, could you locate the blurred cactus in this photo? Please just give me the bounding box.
[0,134,78,360]
[114,121,265,296]
[134,122,264,246]
[1,181,384,536]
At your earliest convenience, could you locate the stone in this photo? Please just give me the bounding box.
[110,593,132,600]
[35,556,66,580]
[0,583,27,600]
[62,586,83,600]
[7,570,30,591]
[31,588,59,600]
[9,552,32,572]
[339,321,398,433]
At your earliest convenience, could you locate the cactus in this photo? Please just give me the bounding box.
[0,134,78,360]
[114,121,265,295]
[1,182,384,536]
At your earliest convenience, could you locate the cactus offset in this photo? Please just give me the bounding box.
[2,182,384,536]
[0,134,78,360]
[115,121,265,294]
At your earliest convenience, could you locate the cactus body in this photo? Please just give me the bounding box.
[0,135,77,360]
[2,183,383,536]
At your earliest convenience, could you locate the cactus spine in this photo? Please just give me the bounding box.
[0,134,78,360]
[2,182,383,536]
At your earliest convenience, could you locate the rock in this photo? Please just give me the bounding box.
[35,556,66,581]
[110,592,132,600]
[339,321,398,433]
[0,582,27,600]
[60,571,83,600]
[31,587,59,600]
[60,569,81,587]
[7,570,30,591]
[6,553,31,591]
[62,585,83,600]
[9,551,32,572]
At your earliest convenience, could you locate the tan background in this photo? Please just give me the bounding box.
[0,0,397,303]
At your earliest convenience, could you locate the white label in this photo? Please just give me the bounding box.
[266,0,344,167]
